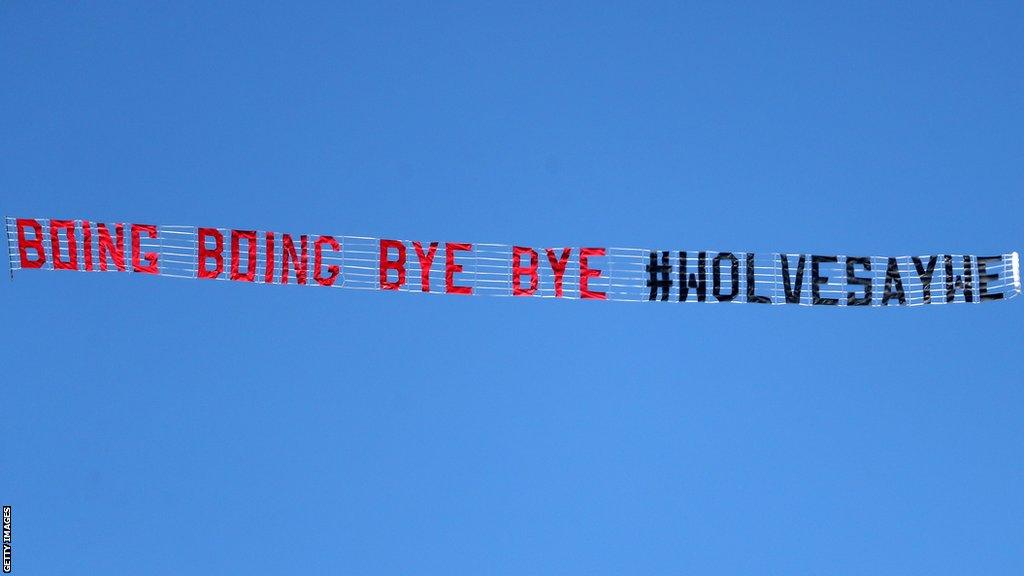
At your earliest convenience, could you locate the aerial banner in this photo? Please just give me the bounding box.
[5,216,1021,307]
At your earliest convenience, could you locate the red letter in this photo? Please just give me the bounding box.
[197,228,223,279]
[16,218,45,269]
[230,230,257,282]
[281,234,308,284]
[545,248,571,298]
[413,241,438,292]
[97,223,126,272]
[379,239,406,290]
[49,219,78,270]
[82,220,94,271]
[131,224,159,274]
[445,242,472,295]
[580,247,606,300]
[512,246,538,296]
[314,235,341,287]
[264,232,275,283]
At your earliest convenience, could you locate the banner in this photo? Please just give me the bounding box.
[5,217,1021,307]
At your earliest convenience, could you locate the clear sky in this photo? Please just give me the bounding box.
[1,2,1022,574]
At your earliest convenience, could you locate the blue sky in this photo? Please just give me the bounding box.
[1,2,1022,574]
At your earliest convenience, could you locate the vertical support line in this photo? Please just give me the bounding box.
[1011,251,1021,296]
[3,216,13,281]
[340,236,348,289]
[772,253,779,305]
[607,247,616,302]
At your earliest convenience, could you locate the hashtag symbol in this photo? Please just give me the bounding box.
[646,251,673,301]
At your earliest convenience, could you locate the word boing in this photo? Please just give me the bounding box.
[7,217,1021,307]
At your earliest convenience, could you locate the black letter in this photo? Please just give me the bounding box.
[811,255,838,306]
[646,251,673,301]
[882,257,906,305]
[712,252,739,302]
[745,253,770,303]
[846,256,872,306]
[679,251,707,302]
[780,254,806,304]
[912,255,938,304]
[944,255,975,303]
[977,256,1004,301]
